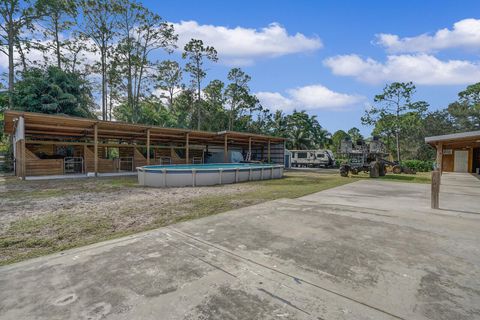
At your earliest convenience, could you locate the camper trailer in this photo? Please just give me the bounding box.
[290,149,335,168]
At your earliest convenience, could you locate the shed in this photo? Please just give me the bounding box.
[3,111,286,179]
[425,131,480,173]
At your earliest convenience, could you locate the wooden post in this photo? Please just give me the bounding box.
[21,139,26,180]
[94,123,98,177]
[248,137,252,160]
[267,139,271,163]
[146,129,150,165]
[84,145,88,173]
[436,142,443,173]
[185,133,189,164]
[132,145,136,171]
[431,170,441,209]
[224,134,228,163]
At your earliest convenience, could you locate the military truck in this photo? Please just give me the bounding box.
[290,149,335,168]
[338,137,414,177]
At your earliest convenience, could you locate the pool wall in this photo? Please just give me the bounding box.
[137,164,284,187]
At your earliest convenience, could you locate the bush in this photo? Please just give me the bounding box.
[401,160,434,172]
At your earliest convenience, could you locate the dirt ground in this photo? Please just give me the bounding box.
[0,176,254,231]
[0,171,429,265]
[0,175,258,264]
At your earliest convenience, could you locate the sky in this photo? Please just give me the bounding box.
[139,0,480,135]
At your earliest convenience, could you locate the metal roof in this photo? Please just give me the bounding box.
[3,110,286,146]
[425,130,480,144]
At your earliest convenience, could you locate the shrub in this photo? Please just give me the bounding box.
[401,160,434,172]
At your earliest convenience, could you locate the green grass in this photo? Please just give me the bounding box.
[0,170,431,265]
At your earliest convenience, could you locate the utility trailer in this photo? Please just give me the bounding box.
[338,137,415,178]
[290,149,335,168]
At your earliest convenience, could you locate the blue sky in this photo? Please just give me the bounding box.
[140,0,480,135]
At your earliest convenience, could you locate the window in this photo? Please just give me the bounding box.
[297,152,307,158]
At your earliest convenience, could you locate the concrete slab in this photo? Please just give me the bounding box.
[439,173,480,214]
[1,179,479,320]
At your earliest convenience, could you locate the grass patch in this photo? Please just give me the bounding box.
[0,213,114,264]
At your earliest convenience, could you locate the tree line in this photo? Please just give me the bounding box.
[0,0,330,150]
[332,82,480,161]
[0,0,478,160]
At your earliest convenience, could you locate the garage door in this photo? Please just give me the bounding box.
[454,150,469,172]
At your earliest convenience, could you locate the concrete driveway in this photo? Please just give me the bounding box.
[1,178,479,320]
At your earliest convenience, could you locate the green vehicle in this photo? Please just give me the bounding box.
[338,137,413,177]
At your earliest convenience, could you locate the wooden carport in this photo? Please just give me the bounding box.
[425,131,480,173]
[3,111,285,179]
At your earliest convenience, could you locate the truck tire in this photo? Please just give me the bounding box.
[369,161,380,178]
[340,165,349,177]
[393,165,402,174]
[379,162,386,176]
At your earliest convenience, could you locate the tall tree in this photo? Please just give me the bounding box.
[0,0,43,108]
[225,68,257,131]
[80,0,119,120]
[347,127,363,143]
[155,60,182,108]
[115,0,176,122]
[203,79,227,130]
[182,38,217,130]
[447,82,480,131]
[38,0,77,69]
[362,82,428,162]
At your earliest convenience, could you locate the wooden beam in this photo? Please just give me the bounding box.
[94,124,98,177]
[21,139,26,180]
[431,170,441,209]
[146,129,150,165]
[267,139,271,163]
[83,145,88,173]
[436,142,443,173]
[224,134,228,163]
[185,133,189,164]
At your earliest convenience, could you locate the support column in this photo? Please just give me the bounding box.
[267,140,271,163]
[436,142,443,173]
[224,134,228,163]
[185,133,189,164]
[21,139,26,180]
[248,137,252,159]
[146,129,150,165]
[431,170,441,209]
[84,145,88,173]
[94,123,98,177]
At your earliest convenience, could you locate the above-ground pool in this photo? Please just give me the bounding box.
[137,163,284,187]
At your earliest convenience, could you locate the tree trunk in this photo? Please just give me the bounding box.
[54,15,61,69]
[395,130,401,162]
[8,26,14,109]
[101,45,107,120]
[16,39,28,72]
[196,60,201,130]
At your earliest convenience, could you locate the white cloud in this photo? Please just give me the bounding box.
[323,54,480,85]
[256,84,365,112]
[375,18,480,53]
[173,20,322,66]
